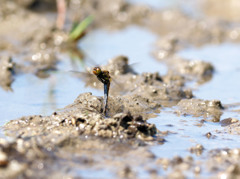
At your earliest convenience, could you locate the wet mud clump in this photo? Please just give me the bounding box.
[208,148,240,178]
[220,117,239,127]
[154,147,240,178]
[223,119,240,135]
[176,98,223,122]
[59,93,159,140]
[5,91,161,141]
[167,57,214,84]
[154,54,215,84]
[0,56,14,91]
[189,144,205,156]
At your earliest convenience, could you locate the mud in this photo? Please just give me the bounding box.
[0,56,14,91]
[1,0,240,178]
[5,92,161,141]
[156,55,214,84]
[176,99,223,122]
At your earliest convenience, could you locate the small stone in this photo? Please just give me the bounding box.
[159,158,170,170]
[194,166,201,174]
[220,118,239,127]
[189,144,204,156]
[205,132,212,138]
[0,151,8,167]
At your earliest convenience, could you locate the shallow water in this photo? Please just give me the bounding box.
[150,108,240,156]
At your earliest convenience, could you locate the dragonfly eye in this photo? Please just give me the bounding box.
[93,67,101,75]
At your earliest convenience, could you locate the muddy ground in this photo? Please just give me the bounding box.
[1,0,240,178]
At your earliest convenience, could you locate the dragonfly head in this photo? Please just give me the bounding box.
[93,67,102,76]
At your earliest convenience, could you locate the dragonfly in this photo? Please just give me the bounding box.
[92,67,111,116]
[69,55,137,116]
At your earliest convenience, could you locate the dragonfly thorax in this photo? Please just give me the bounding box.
[92,67,111,85]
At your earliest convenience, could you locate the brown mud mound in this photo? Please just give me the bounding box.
[166,57,214,83]
[176,98,223,122]
[223,119,240,135]
[153,54,214,84]
[5,92,164,141]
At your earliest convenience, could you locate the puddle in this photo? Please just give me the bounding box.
[178,43,240,104]
[150,108,240,157]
